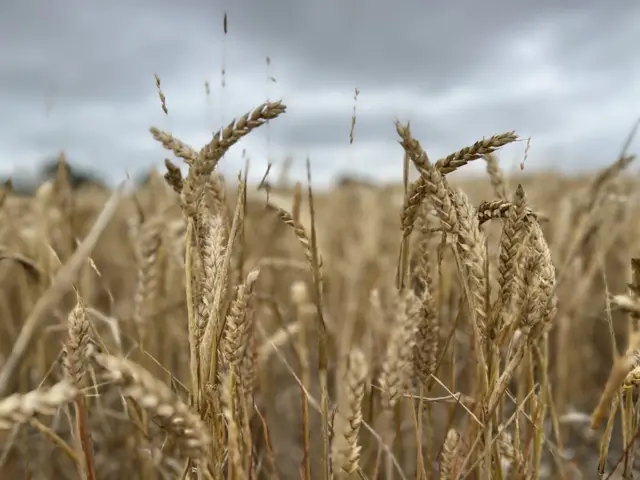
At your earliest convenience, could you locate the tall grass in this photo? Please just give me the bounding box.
[0,101,638,480]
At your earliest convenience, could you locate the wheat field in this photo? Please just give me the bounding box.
[0,100,638,479]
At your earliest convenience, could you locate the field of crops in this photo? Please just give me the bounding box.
[0,101,638,479]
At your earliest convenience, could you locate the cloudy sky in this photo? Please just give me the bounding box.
[1,0,639,188]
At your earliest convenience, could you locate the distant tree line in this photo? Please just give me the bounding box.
[0,156,155,195]
[0,156,383,196]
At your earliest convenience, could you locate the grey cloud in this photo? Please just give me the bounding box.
[5,0,638,103]
[223,0,640,91]
[2,0,258,101]
[1,0,639,185]
[544,9,639,74]
[3,0,637,100]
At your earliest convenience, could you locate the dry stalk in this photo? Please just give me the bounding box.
[483,153,508,201]
[0,381,77,429]
[331,347,368,478]
[92,353,211,463]
[133,218,163,349]
[0,182,125,396]
[63,295,96,480]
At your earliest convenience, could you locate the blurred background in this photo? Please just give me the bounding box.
[1,0,639,191]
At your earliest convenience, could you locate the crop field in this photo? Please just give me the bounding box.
[0,101,638,479]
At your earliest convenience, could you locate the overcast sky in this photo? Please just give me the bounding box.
[1,0,639,187]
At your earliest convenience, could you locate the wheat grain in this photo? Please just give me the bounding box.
[0,381,77,429]
[92,353,210,461]
[332,347,368,477]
